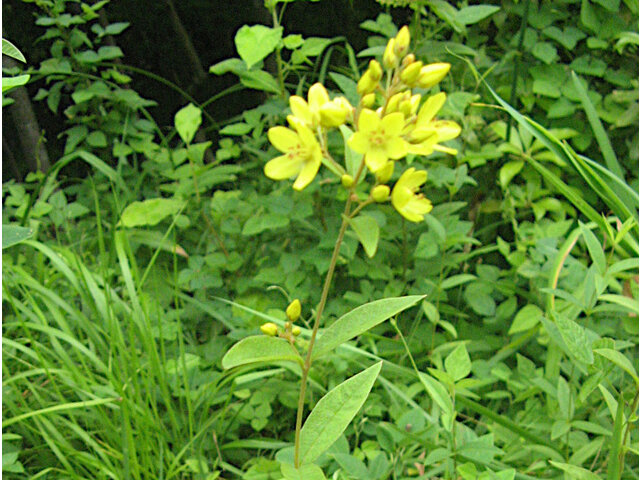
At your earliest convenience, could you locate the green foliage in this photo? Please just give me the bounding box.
[3,0,638,479]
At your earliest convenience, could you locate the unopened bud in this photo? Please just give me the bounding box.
[375,161,394,184]
[361,93,376,108]
[386,92,405,113]
[260,322,278,336]
[417,63,451,89]
[383,38,398,69]
[402,53,416,67]
[284,321,292,330]
[399,100,412,117]
[286,299,301,322]
[372,184,391,202]
[341,174,354,188]
[394,26,410,57]
[320,102,348,127]
[400,61,423,86]
[357,71,378,96]
[367,60,383,81]
[292,326,301,336]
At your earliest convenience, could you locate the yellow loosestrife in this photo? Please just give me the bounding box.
[391,167,433,222]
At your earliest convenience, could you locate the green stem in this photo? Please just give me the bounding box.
[293,160,367,467]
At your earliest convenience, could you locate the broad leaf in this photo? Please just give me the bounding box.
[313,296,424,359]
[298,362,382,465]
[221,335,302,369]
[348,215,379,258]
[2,225,34,249]
[281,462,326,480]
[509,305,543,335]
[235,25,283,69]
[174,103,202,145]
[118,198,184,227]
[445,344,471,381]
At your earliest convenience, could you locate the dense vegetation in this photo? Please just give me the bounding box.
[2,0,638,479]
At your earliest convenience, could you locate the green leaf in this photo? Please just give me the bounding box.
[118,198,184,227]
[221,335,302,369]
[174,103,202,145]
[339,125,363,178]
[509,304,543,334]
[594,348,638,384]
[455,5,500,25]
[445,344,471,381]
[499,160,524,189]
[313,296,424,359]
[571,71,623,179]
[2,39,26,62]
[239,70,280,93]
[220,123,252,136]
[348,215,379,258]
[418,372,454,417]
[298,362,382,465]
[2,225,34,249]
[242,213,289,235]
[97,46,123,60]
[532,42,558,64]
[2,75,30,92]
[281,463,326,480]
[235,25,283,69]
[549,461,601,480]
[552,312,594,365]
[579,222,606,275]
[464,282,495,316]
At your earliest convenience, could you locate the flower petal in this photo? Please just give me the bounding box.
[264,154,302,180]
[384,136,408,159]
[365,149,388,172]
[401,196,432,222]
[381,112,405,136]
[268,127,299,152]
[348,131,370,154]
[416,92,446,126]
[290,96,313,125]
[358,109,380,134]
[308,83,330,110]
[434,120,461,142]
[293,155,321,191]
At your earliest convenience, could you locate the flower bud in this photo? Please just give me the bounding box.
[319,102,348,127]
[401,53,416,67]
[400,60,423,86]
[357,71,378,96]
[341,174,354,188]
[334,96,354,122]
[372,184,391,202]
[286,299,301,322]
[409,94,421,115]
[399,99,413,117]
[361,93,376,108]
[386,92,405,113]
[417,63,451,89]
[260,322,278,336]
[383,38,398,69]
[292,326,301,336]
[375,161,394,184]
[367,60,383,81]
[394,26,410,57]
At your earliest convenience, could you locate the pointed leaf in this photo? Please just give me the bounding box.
[235,25,283,69]
[348,215,379,258]
[118,198,185,227]
[445,344,471,381]
[222,335,302,369]
[2,225,34,249]
[174,103,202,145]
[299,362,382,465]
[281,462,326,480]
[313,296,424,359]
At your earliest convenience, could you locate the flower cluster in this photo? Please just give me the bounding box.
[264,26,461,222]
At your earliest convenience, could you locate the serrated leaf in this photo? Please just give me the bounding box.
[222,335,302,369]
[299,362,382,465]
[348,215,379,258]
[313,296,424,359]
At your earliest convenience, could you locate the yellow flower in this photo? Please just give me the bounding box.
[264,122,323,191]
[406,92,461,156]
[348,109,408,173]
[289,83,330,128]
[391,168,433,222]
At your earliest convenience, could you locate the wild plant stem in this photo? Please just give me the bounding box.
[293,161,367,467]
